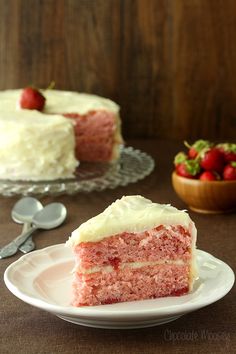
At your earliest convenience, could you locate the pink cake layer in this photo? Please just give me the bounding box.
[63,110,117,162]
[73,225,191,271]
[72,263,190,306]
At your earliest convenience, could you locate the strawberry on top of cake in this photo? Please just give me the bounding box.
[67,195,197,307]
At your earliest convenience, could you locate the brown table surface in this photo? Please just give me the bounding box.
[0,139,235,354]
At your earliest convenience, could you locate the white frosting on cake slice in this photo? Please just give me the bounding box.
[67,195,197,246]
[0,110,78,180]
[0,89,119,115]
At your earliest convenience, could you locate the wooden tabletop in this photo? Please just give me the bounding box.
[0,139,235,354]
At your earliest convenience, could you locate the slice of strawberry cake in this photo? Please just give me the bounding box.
[67,195,197,306]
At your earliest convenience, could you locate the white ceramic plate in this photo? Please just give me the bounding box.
[4,244,235,329]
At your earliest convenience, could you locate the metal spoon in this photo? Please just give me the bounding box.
[0,203,67,259]
[11,197,43,253]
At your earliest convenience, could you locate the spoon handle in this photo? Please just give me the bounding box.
[0,226,37,259]
[19,238,35,254]
[19,223,35,254]
[22,222,31,233]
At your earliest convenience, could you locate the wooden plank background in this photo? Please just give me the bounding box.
[0,0,236,140]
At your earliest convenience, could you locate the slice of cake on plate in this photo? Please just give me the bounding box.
[67,195,197,306]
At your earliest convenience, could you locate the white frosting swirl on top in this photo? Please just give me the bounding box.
[67,195,196,245]
[0,89,120,115]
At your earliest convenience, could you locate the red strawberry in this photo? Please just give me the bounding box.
[184,140,211,159]
[176,163,194,178]
[199,171,218,181]
[19,87,46,111]
[200,148,225,173]
[174,152,200,178]
[188,147,198,159]
[175,160,200,178]
[223,162,236,180]
[216,143,236,163]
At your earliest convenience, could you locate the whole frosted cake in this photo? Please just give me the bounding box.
[0,89,123,180]
[67,195,197,306]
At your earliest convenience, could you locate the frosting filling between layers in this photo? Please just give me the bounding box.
[74,259,187,274]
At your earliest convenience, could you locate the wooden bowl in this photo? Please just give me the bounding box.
[172,172,236,214]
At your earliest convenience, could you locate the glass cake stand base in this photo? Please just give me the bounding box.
[0,146,155,196]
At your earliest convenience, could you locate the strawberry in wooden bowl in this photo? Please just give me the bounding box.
[172,140,236,214]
